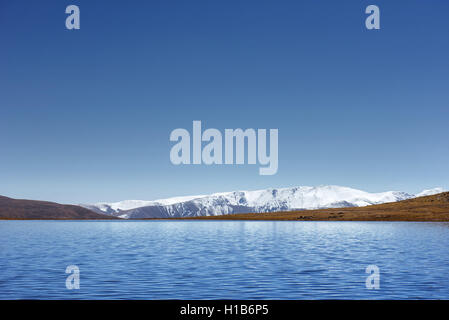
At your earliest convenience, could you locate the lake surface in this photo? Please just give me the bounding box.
[1,221,449,299]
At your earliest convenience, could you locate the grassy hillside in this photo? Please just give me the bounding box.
[0,195,117,220]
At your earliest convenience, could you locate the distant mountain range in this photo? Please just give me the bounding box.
[185,191,449,222]
[83,186,445,219]
[0,186,446,220]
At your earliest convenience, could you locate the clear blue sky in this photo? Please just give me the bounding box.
[1,0,448,204]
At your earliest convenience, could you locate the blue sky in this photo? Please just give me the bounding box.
[1,0,448,204]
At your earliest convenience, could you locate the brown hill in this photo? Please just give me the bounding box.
[0,195,117,220]
[181,192,449,221]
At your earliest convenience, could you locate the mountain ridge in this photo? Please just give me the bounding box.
[83,186,445,219]
[182,191,449,221]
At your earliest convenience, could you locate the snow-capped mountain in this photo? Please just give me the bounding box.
[415,187,445,197]
[82,185,445,219]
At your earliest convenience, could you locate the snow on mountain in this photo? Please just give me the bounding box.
[82,185,442,219]
[86,195,208,215]
[415,187,445,197]
[83,194,208,216]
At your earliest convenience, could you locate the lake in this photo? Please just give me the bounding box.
[1,221,449,299]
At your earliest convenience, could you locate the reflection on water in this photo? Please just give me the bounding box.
[1,221,449,299]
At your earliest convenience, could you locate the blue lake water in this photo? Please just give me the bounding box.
[1,220,449,299]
